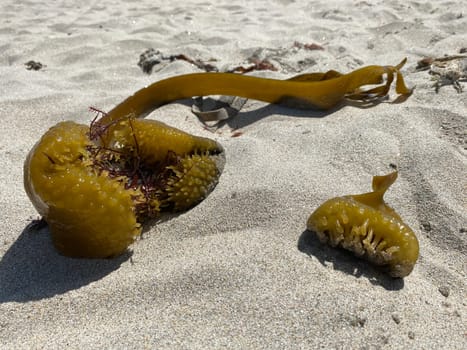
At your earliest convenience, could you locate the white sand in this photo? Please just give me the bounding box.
[1,0,466,348]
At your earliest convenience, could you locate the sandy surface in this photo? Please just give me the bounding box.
[1,0,466,349]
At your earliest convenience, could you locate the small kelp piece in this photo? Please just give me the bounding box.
[24,115,224,258]
[307,172,419,278]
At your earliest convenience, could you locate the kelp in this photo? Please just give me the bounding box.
[307,172,419,278]
[24,115,225,258]
[99,58,411,129]
[24,59,411,258]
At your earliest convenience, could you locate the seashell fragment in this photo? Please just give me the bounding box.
[307,172,419,278]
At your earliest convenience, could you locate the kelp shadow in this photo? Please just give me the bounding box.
[297,229,404,290]
[189,96,390,131]
[225,103,330,130]
[0,222,131,303]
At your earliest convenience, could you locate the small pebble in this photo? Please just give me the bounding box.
[408,331,415,339]
[438,285,450,297]
[420,220,432,232]
[350,315,367,327]
[391,313,401,324]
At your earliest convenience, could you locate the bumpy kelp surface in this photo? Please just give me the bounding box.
[24,60,411,258]
[24,116,224,258]
[307,172,419,278]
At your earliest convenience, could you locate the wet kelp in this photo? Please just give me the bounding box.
[307,172,419,278]
[24,59,411,258]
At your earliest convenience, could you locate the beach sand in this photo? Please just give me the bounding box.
[1,0,466,348]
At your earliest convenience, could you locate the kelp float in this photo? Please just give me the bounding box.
[24,59,411,258]
[307,172,419,278]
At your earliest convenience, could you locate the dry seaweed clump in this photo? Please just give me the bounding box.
[24,60,45,70]
[307,172,419,278]
[416,55,467,93]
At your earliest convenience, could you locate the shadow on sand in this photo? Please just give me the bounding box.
[176,94,392,131]
[297,229,404,290]
[0,222,131,303]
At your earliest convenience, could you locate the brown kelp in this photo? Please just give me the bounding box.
[307,172,419,278]
[24,60,411,258]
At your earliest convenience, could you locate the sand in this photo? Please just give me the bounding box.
[1,0,466,349]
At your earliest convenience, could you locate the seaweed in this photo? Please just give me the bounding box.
[102,58,411,128]
[307,172,419,278]
[24,59,411,258]
[24,115,224,258]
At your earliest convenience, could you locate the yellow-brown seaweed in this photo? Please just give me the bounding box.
[24,117,224,258]
[98,58,411,128]
[24,59,411,258]
[307,172,419,278]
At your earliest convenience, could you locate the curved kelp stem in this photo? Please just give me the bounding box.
[99,59,412,127]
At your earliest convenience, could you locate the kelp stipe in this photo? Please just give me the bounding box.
[98,59,412,128]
